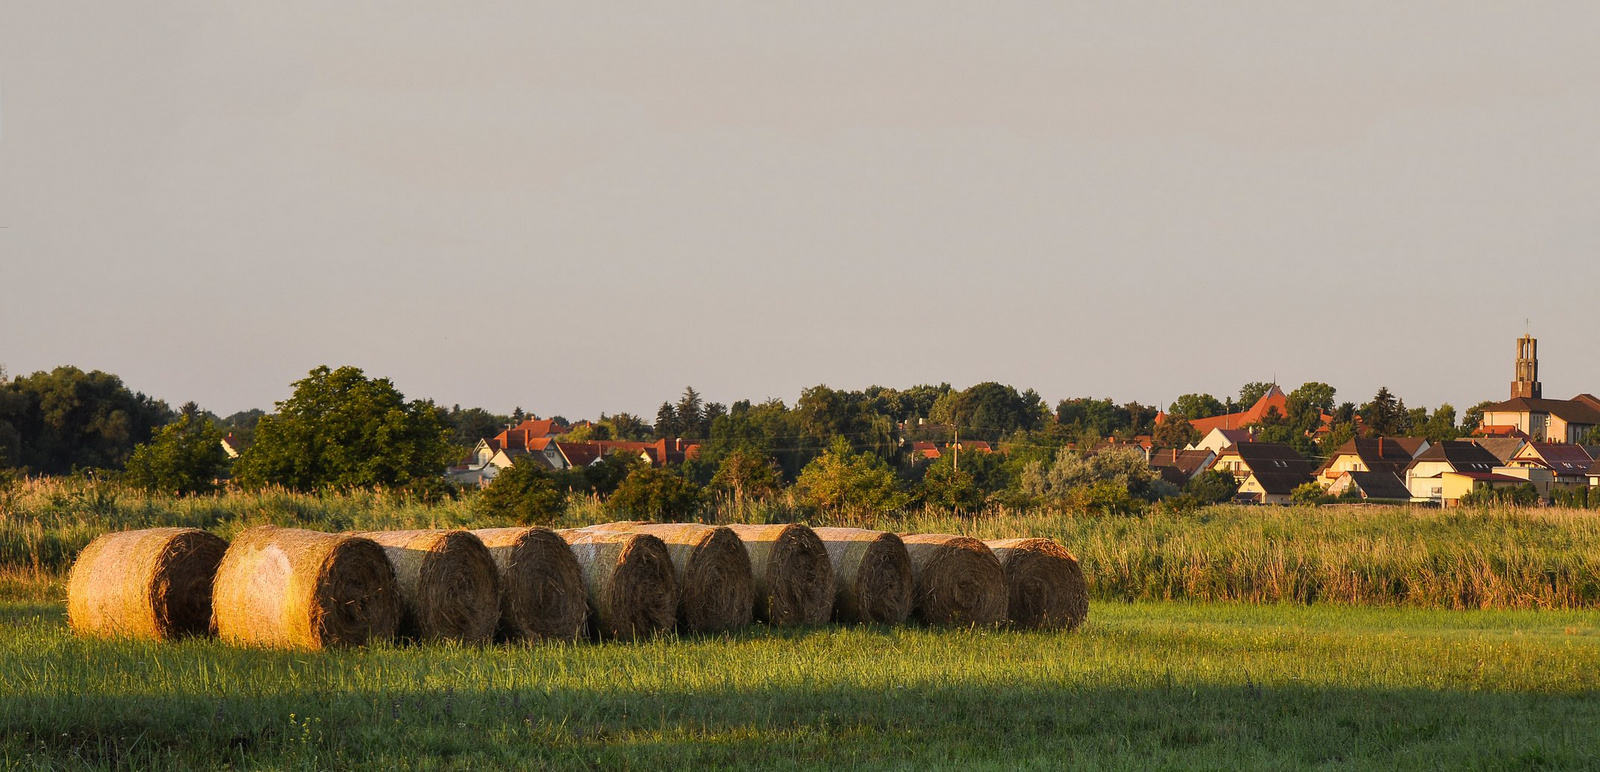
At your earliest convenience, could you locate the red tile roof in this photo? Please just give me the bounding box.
[1188,386,1334,436]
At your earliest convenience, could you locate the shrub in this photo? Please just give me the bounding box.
[123,410,230,496]
[474,458,566,525]
[794,438,910,516]
[606,466,704,521]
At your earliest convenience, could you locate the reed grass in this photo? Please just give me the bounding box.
[7,477,1600,610]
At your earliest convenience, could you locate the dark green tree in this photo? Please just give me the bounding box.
[233,366,454,491]
[1184,469,1239,505]
[1237,382,1276,409]
[475,456,566,524]
[123,402,231,495]
[1169,393,1226,420]
[0,366,172,473]
[576,450,646,498]
[1360,387,1410,437]
[607,466,705,521]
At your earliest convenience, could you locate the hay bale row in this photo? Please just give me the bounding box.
[66,523,1088,648]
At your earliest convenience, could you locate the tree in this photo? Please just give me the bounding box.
[475,456,566,524]
[794,437,909,515]
[709,449,783,506]
[0,366,172,473]
[123,403,230,495]
[654,402,680,439]
[1419,404,1460,443]
[1237,382,1276,409]
[442,406,508,448]
[1170,394,1225,421]
[674,387,705,439]
[1462,401,1495,434]
[1184,469,1239,505]
[578,450,645,498]
[1022,446,1166,506]
[919,463,982,512]
[1360,387,1410,437]
[232,366,454,491]
[1152,414,1200,449]
[607,466,704,521]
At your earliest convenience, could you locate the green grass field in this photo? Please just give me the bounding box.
[7,482,1600,768]
[5,590,1599,770]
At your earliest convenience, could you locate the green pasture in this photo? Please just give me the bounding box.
[4,596,1598,770]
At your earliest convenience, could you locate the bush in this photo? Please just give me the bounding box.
[474,458,566,525]
[1290,482,1327,506]
[794,438,910,516]
[1185,470,1240,506]
[919,463,983,513]
[1461,482,1540,507]
[123,410,230,496]
[607,466,704,521]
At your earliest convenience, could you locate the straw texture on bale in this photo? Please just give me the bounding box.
[726,523,835,626]
[583,522,754,633]
[212,526,401,649]
[811,527,913,625]
[984,538,1089,631]
[355,530,501,644]
[66,527,228,641]
[900,534,1008,627]
[471,526,587,642]
[557,529,678,640]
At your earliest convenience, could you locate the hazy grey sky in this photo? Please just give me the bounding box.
[3,2,1597,419]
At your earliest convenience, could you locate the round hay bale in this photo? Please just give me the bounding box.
[556,529,678,640]
[811,527,913,625]
[355,530,501,644]
[212,526,401,649]
[471,526,587,642]
[66,527,228,641]
[583,522,754,634]
[725,523,834,627]
[984,538,1089,631]
[900,534,1007,627]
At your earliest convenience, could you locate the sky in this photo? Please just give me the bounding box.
[3,2,1598,420]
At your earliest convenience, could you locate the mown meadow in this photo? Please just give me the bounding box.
[4,478,1600,768]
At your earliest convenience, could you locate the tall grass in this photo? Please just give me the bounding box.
[5,477,1600,610]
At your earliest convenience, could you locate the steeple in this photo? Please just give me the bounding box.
[1511,335,1541,399]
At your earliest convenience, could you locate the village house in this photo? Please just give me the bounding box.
[1325,470,1414,503]
[1469,437,1527,465]
[1213,442,1316,505]
[1403,440,1524,506]
[1148,448,1216,487]
[1188,427,1255,455]
[1507,442,1594,486]
[1313,436,1428,485]
[1476,336,1600,444]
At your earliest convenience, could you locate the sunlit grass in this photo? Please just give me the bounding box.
[6,477,1600,610]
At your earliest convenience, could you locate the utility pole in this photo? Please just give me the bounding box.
[953,426,959,473]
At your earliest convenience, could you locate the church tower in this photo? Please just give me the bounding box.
[1511,335,1541,399]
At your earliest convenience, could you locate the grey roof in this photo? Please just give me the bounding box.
[1249,468,1316,495]
[1344,470,1412,501]
[1407,440,1502,475]
[1470,438,1527,464]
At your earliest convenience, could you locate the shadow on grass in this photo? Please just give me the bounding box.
[4,678,1596,769]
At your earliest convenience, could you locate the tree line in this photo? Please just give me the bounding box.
[0,364,1546,516]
